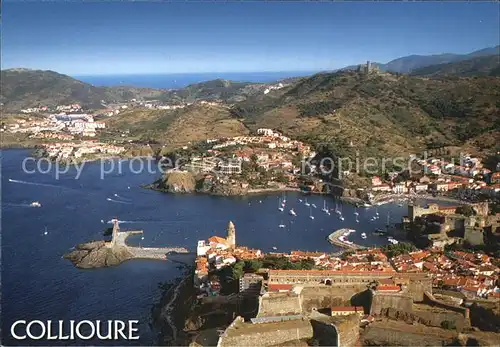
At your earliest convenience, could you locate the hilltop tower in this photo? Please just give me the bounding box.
[227,221,236,248]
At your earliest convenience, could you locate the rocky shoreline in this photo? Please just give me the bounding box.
[63,241,134,269]
[152,268,196,346]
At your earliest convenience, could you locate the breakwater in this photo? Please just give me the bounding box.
[328,228,366,251]
[64,221,191,268]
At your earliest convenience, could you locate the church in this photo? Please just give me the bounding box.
[197,221,236,256]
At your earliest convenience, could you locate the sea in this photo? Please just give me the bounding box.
[1,149,405,345]
[74,71,319,89]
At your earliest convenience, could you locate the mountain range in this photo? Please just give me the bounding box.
[1,46,499,159]
[343,45,499,74]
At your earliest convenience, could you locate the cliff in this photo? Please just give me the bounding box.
[155,171,197,193]
[150,172,249,196]
[63,241,134,269]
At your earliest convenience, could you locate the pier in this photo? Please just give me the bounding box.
[327,228,366,251]
[111,219,190,260]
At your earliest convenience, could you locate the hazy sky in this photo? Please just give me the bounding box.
[2,1,499,75]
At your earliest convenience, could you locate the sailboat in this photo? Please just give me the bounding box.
[278,198,284,212]
[322,200,328,212]
[354,207,359,216]
[375,207,380,217]
[309,207,314,220]
[304,198,310,207]
[335,202,341,215]
[338,204,344,221]
[282,193,287,204]
[43,226,48,235]
[279,221,286,228]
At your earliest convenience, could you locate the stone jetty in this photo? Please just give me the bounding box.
[64,219,190,268]
[327,228,366,251]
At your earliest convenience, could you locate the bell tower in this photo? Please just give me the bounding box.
[227,221,236,248]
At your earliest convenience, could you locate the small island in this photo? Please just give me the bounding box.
[64,219,190,269]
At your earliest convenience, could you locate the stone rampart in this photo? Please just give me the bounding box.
[370,293,413,315]
[218,314,360,347]
[423,291,470,321]
[300,285,368,313]
[257,292,302,317]
[217,316,313,347]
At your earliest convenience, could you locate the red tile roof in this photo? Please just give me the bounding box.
[268,284,293,292]
[377,285,400,291]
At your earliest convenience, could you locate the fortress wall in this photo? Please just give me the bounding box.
[218,318,313,347]
[371,294,413,315]
[257,293,302,317]
[406,278,432,302]
[300,285,367,313]
[423,291,470,321]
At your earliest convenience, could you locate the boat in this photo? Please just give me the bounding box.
[43,226,48,235]
[374,228,386,235]
[339,215,345,221]
[298,199,303,203]
[375,208,379,216]
[289,208,297,216]
[335,202,341,215]
[304,198,310,207]
[355,218,359,223]
[309,207,314,220]
[326,210,331,216]
[312,203,317,208]
[272,246,277,250]
[278,223,286,228]
[282,193,287,204]
[354,207,359,216]
[30,201,41,207]
[361,232,367,239]
[321,200,328,212]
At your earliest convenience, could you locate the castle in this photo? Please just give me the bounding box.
[357,60,380,74]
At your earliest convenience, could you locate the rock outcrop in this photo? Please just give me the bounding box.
[63,241,134,269]
[157,171,197,193]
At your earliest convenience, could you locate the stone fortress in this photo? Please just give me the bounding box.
[406,202,500,247]
[217,265,469,346]
[209,221,475,347]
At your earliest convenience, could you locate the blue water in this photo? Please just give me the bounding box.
[74,71,318,89]
[1,149,404,345]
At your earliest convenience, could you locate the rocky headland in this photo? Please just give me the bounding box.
[63,241,134,269]
[146,171,249,196]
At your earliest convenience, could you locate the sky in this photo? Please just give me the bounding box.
[2,0,499,75]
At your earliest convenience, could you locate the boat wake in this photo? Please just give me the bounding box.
[113,193,132,202]
[8,178,64,189]
[3,202,37,208]
[106,197,131,205]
